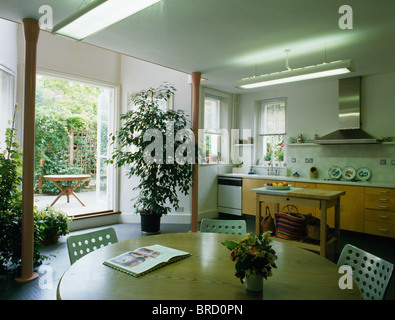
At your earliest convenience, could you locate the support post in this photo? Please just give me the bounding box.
[191,72,201,232]
[15,18,40,283]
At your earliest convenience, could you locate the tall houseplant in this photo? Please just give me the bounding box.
[0,105,45,275]
[108,84,193,233]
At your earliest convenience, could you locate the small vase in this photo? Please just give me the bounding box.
[245,274,263,292]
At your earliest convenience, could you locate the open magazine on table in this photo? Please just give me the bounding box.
[103,244,191,277]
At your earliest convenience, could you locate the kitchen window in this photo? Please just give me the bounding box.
[256,98,286,166]
[203,93,229,164]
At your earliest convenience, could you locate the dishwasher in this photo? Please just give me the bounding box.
[218,177,242,216]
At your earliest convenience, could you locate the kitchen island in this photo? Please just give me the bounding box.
[251,186,345,258]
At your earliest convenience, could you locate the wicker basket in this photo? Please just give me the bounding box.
[304,213,328,240]
[306,223,321,240]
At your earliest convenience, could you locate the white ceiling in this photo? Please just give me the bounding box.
[1,0,395,93]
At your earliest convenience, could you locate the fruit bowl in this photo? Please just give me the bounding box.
[264,182,291,190]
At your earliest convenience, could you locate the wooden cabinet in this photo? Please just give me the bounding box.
[242,179,275,216]
[364,187,395,238]
[316,183,365,233]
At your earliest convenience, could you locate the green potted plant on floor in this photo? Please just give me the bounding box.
[35,206,70,245]
[108,84,193,233]
[0,105,45,274]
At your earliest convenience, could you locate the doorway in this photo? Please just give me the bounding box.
[34,73,118,217]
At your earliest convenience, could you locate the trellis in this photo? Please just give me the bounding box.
[69,128,97,177]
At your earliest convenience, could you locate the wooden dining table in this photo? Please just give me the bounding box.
[44,174,91,207]
[57,232,361,300]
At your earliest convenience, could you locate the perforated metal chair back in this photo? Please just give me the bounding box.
[200,219,247,235]
[67,227,118,264]
[337,243,394,300]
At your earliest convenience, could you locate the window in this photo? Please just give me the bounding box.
[256,99,286,165]
[0,64,15,148]
[203,94,228,164]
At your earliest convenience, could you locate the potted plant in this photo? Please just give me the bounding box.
[222,232,277,292]
[35,206,70,245]
[108,84,193,233]
[0,105,46,274]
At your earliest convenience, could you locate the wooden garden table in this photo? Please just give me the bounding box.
[57,233,361,300]
[43,174,91,207]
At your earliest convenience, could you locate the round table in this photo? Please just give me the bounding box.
[57,233,361,300]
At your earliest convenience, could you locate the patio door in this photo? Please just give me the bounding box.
[34,72,118,217]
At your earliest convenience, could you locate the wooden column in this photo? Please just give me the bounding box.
[15,18,40,282]
[191,72,201,232]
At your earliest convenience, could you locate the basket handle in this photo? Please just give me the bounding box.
[282,204,298,215]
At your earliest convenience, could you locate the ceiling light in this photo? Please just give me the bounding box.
[236,59,355,89]
[52,0,161,40]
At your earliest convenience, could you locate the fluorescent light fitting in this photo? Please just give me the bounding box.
[236,59,355,89]
[52,0,161,40]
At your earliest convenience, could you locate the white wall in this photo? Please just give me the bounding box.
[236,73,395,182]
[118,55,193,224]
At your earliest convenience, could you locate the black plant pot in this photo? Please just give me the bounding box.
[140,212,162,234]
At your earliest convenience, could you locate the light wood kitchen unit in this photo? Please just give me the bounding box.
[316,183,365,233]
[364,187,395,238]
[239,176,395,237]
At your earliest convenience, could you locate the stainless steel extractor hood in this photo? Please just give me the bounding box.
[314,76,378,144]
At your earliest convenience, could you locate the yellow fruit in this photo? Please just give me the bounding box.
[278,183,283,187]
[273,183,277,186]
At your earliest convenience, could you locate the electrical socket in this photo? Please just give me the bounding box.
[380,159,387,165]
[391,160,395,165]
[292,158,296,163]
[305,158,313,163]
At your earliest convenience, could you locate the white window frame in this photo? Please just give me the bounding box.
[0,63,15,148]
[201,90,230,165]
[255,98,287,166]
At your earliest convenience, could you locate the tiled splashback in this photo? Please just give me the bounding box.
[284,143,395,182]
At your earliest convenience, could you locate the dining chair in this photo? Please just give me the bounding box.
[337,243,394,300]
[66,227,118,265]
[200,219,247,235]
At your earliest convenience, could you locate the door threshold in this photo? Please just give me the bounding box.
[70,210,121,221]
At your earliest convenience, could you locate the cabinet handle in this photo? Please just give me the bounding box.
[379,215,389,220]
[300,185,308,188]
[379,199,389,202]
[379,190,389,194]
[378,228,389,233]
[379,205,388,208]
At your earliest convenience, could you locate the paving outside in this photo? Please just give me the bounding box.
[34,190,110,216]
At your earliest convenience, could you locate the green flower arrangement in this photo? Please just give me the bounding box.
[222,232,277,283]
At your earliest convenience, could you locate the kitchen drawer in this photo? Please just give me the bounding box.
[364,201,395,211]
[365,221,395,238]
[365,186,395,197]
[365,209,395,224]
[365,193,395,205]
[294,182,316,189]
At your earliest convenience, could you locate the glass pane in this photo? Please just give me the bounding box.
[204,96,220,132]
[259,101,285,135]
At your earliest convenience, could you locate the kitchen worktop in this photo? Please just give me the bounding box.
[218,173,395,189]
